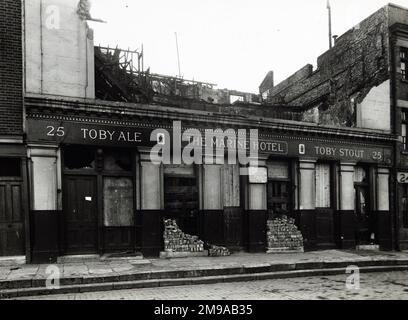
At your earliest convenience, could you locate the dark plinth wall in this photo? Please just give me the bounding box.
[140,208,246,257]
[199,208,245,251]
[338,211,357,249]
[141,210,163,257]
[30,210,61,263]
[376,211,392,250]
[245,210,267,253]
[223,207,244,251]
[199,210,224,246]
[297,209,337,250]
[298,210,317,250]
[29,208,394,261]
[297,209,393,251]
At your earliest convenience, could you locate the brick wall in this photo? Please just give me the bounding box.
[0,0,23,136]
[268,6,392,128]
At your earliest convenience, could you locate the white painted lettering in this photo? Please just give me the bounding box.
[118,132,126,141]
[99,130,107,140]
[88,129,98,140]
[81,128,89,139]
[107,130,115,141]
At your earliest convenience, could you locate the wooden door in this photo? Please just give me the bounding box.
[0,179,24,256]
[64,176,98,254]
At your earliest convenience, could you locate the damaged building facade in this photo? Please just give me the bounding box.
[1,0,407,263]
[260,3,408,251]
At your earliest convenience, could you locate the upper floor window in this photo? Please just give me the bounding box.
[401,47,408,81]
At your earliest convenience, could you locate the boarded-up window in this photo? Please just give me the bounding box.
[267,161,289,180]
[103,177,134,226]
[315,164,331,208]
[224,164,240,207]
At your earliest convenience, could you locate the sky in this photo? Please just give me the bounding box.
[89,0,408,93]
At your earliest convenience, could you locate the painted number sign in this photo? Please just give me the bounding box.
[293,142,391,165]
[28,120,154,147]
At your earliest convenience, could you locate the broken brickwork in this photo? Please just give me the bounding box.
[266,216,304,253]
[266,6,391,128]
[163,219,205,253]
[208,245,231,257]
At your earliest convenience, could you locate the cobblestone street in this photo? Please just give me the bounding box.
[17,271,408,300]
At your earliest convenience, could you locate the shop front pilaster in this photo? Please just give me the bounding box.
[28,145,61,263]
[298,159,317,249]
[200,155,225,246]
[339,162,356,249]
[376,167,392,250]
[245,157,268,253]
[138,148,164,257]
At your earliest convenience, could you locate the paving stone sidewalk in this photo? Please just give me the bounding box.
[1,250,408,283]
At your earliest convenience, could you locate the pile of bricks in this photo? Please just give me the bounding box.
[208,245,231,257]
[266,216,304,253]
[163,219,204,253]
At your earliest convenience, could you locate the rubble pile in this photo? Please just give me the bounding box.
[267,216,304,253]
[208,245,231,257]
[163,219,204,253]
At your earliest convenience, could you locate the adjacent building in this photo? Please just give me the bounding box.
[0,0,29,260]
[260,3,408,251]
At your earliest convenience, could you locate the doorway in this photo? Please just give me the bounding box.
[62,146,137,255]
[355,184,373,245]
[63,176,98,254]
[354,166,375,245]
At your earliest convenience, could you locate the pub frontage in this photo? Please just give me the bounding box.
[12,0,406,263]
[25,97,394,263]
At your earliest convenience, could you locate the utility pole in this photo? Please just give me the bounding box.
[175,32,182,78]
[327,0,333,49]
